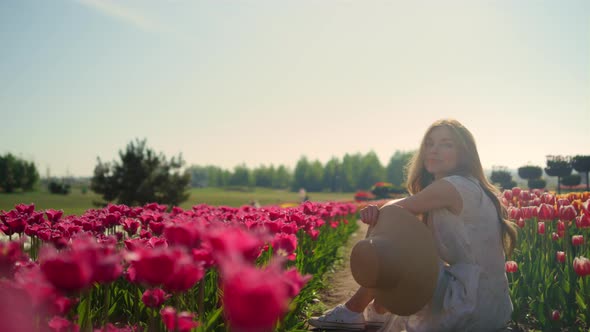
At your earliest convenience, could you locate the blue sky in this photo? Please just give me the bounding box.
[1,0,588,177]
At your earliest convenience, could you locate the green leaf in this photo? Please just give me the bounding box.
[77,297,89,327]
[576,292,588,311]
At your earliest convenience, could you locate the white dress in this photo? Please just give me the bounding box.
[380,175,513,332]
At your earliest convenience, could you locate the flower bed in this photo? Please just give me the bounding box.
[0,200,358,331]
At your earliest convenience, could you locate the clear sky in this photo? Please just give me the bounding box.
[1,0,588,177]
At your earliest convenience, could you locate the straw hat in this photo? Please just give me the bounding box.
[350,204,439,316]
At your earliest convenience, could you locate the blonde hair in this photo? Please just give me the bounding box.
[405,119,517,257]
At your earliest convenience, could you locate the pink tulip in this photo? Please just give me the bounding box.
[45,209,64,223]
[572,235,584,246]
[573,257,590,277]
[556,251,566,263]
[576,213,590,229]
[558,205,577,222]
[221,261,291,331]
[141,288,169,308]
[127,247,177,286]
[537,204,555,221]
[505,261,518,273]
[160,307,199,332]
[537,222,545,235]
[40,246,93,292]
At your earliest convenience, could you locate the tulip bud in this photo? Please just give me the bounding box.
[551,310,560,321]
[537,222,546,235]
[516,218,525,229]
[558,205,577,222]
[538,204,555,221]
[572,235,584,246]
[551,232,559,241]
[505,261,518,273]
[573,257,590,277]
[556,251,565,263]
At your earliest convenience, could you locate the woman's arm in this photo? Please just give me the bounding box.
[388,179,463,216]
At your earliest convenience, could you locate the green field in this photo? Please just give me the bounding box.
[0,187,355,215]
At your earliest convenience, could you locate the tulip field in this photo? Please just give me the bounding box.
[1,189,589,331]
[0,201,359,331]
[502,189,590,330]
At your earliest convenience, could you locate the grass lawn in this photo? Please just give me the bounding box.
[0,187,355,215]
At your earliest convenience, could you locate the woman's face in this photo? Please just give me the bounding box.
[423,126,460,179]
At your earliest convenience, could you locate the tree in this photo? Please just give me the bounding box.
[572,155,590,191]
[358,151,385,190]
[272,165,291,189]
[0,154,39,193]
[253,165,273,188]
[229,164,253,188]
[292,157,310,192]
[562,174,582,188]
[517,165,545,190]
[305,160,324,192]
[386,150,414,187]
[323,157,341,192]
[91,139,190,207]
[490,166,516,190]
[187,165,209,188]
[544,155,572,194]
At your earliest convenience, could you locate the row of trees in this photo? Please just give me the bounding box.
[490,155,590,194]
[0,153,39,193]
[90,139,415,206]
[186,151,414,193]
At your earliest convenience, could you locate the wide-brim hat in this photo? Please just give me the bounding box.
[350,204,439,316]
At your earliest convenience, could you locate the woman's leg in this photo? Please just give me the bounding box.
[345,286,375,312]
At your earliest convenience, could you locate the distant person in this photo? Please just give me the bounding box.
[299,188,309,202]
[308,119,517,331]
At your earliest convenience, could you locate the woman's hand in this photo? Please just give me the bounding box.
[360,205,380,226]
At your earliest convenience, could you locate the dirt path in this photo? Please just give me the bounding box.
[319,219,369,308]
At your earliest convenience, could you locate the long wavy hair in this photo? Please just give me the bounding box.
[405,119,517,257]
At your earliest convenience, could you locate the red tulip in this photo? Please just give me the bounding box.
[537,222,546,234]
[271,233,298,259]
[541,193,556,205]
[220,261,291,331]
[39,246,93,292]
[141,288,170,308]
[519,190,531,202]
[160,307,199,332]
[511,187,522,198]
[573,257,590,277]
[551,232,559,241]
[558,205,577,222]
[45,209,64,223]
[163,255,205,293]
[126,247,177,286]
[122,218,140,236]
[556,251,566,263]
[551,310,560,321]
[508,207,522,221]
[502,190,513,201]
[48,316,78,332]
[537,204,555,221]
[575,213,590,229]
[505,261,518,273]
[516,218,525,229]
[572,235,584,246]
[521,207,534,220]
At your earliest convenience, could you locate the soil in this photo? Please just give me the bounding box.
[319,219,369,308]
[309,220,381,331]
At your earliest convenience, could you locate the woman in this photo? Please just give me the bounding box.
[309,119,517,331]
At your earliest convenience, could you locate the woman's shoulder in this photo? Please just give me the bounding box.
[440,175,482,197]
[441,174,479,186]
